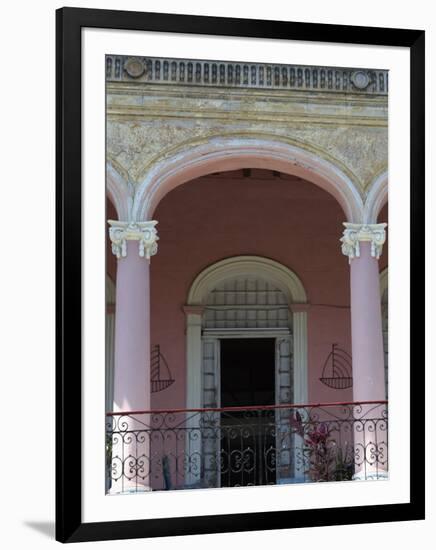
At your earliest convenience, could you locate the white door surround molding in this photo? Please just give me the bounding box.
[185,256,309,410]
[184,255,308,486]
[187,255,307,306]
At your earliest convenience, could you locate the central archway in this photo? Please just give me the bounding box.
[184,256,309,486]
[132,136,364,223]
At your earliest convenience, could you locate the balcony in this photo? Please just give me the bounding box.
[106,401,388,493]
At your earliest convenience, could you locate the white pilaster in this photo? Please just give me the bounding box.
[290,304,310,405]
[185,306,204,409]
[289,304,309,481]
[184,306,205,487]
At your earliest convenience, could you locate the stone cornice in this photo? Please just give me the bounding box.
[108,220,159,260]
[106,106,388,128]
[340,222,387,262]
[106,55,388,96]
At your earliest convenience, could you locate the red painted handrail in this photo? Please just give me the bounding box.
[106,400,388,417]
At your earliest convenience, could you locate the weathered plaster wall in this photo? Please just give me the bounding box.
[107,82,388,198]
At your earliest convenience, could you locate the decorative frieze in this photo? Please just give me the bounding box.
[340,222,387,262]
[106,55,388,95]
[108,220,159,260]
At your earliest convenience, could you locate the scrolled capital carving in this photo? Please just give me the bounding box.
[340,222,387,263]
[108,220,159,260]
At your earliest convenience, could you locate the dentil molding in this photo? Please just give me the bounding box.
[340,222,387,262]
[108,220,159,260]
[106,55,388,95]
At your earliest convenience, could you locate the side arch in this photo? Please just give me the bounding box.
[105,275,116,413]
[379,267,388,398]
[364,170,388,223]
[380,266,388,299]
[106,273,116,304]
[132,136,364,223]
[107,163,133,221]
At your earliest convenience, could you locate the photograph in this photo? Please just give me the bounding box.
[105,54,389,494]
[0,0,430,547]
[54,5,425,542]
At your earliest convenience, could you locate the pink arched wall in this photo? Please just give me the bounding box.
[143,169,371,410]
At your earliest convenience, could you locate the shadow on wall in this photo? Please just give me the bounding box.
[23,521,54,539]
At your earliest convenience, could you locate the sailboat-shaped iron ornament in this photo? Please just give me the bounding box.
[319,344,353,390]
[150,345,175,393]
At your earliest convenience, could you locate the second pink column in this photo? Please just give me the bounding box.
[341,222,388,480]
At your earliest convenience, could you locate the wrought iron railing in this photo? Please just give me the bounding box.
[106,401,388,494]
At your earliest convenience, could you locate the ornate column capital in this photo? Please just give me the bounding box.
[340,222,387,262]
[108,220,159,260]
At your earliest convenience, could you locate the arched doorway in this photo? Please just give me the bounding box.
[185,256,308,487]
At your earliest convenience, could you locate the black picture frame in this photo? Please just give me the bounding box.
[56,7,425,543]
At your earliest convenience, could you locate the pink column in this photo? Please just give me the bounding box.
[108,220,158,493]
[341,223,388,480]
[113,240,151,412]
[349,241,385,402]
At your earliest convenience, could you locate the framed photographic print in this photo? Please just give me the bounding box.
[56,7,425,543]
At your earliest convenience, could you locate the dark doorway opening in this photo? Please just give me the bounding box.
[220,338,276,487]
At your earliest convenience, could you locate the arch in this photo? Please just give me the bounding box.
[379,267,388,398]
[379,266,388,300]
[187,255,307,306]
[185,256,308,404]
[106,163,133,221]
[105,274,116,413]
[364,170,388,223]
[132,136,364,223]
[106,274,116,304]
[184,254,309,484]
